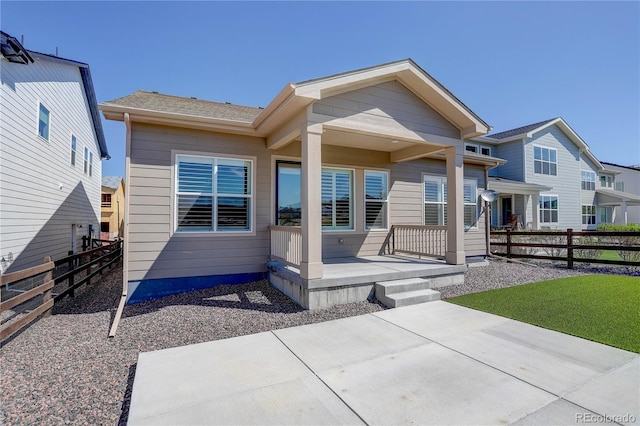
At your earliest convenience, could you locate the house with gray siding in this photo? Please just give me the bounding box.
[0,31,109,273]
[473,117,637,230]
[599,162,640,225]
[100,59,502,308]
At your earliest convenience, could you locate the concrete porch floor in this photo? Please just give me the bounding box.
[267,255,467,309]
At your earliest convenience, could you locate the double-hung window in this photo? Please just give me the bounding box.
[89,152,93,177]
[321,168,353,230]
[84,147,89,174]
[582,205,596,225]
[600,175,613,188]
[70,135,77,166]
[424,176,477,229]
[539,195,559,224]
[534,146,557,176]
[599,206,613,224]
[38,103,50,140]
[581,171,595,191]
[175,154,253,233]
[364,170,388,230]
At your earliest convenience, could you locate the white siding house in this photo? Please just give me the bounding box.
[0,31,109,273]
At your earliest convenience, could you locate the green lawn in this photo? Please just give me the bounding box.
[599,250,623,261]
[448,275,640,353]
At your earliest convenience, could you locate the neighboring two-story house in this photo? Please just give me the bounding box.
[0,31,109,273]
[470,117,635,231]
[599,162,640,225]
[101,176,125,240]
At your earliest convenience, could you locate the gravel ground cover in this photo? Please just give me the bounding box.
[1,259,637,425]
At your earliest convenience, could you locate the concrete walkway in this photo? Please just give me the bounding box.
[127,301,639,425]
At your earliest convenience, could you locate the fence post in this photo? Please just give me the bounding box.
[43,256,53,317]
[567,228,574,269]
[506,229,512,258]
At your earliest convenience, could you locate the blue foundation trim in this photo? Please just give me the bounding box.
[126,272,267,305]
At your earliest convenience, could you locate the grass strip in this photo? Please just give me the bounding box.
[448,274,640,353]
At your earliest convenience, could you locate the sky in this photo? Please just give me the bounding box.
[2,1,639,178]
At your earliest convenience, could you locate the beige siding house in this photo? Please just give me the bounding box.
[101,176,125,239]
[100,59,501,307]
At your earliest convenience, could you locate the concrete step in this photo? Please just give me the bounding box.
[377,289,441,308]
[375,277,431,297]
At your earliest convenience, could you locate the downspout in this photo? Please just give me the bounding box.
[109,113,131,338]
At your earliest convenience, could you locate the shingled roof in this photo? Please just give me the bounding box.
[487,118,556,140]
[103,91,263,123]
[102,176,123,189]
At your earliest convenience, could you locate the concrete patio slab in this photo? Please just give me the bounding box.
[373,299,510,340]
[564,358,640,426]
[131,375,365,426]
[319,343,556,425]
[512,399,617,426]
[273,314,430,372]
[441,320,637,395]
[128,332,312,424]
[128,301,640,425]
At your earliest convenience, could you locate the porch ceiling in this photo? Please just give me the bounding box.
[320,129,415,152]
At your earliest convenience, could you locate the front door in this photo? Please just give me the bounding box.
[502,197,512,227]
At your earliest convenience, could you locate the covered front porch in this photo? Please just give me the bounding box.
[488,177,551,230]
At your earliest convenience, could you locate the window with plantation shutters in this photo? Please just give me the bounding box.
[424,176,477,229]
[364,170,388,230]
[321,168,353,230]
[175,155,252,233]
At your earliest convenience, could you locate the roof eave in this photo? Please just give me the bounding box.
[100,103,261,136]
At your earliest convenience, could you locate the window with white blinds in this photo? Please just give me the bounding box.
[321,168,353,230]
[364,170,388,230]
[175,155,252,233]
[424,176,477,229]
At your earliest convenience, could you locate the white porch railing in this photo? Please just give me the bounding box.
[388,225,448,259]
[270,226,302,267]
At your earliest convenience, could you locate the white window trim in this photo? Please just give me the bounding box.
[172,151,256,236]
[70,134,77,167]
[83,146,89,174]
[581,170,596,191]
[364,169,389,231]
[321,166,355,232]
[533,145,558,176]
[89,151,93,177]
[480,146,492,156]
[422,174,479,230]
[538,194,559,224]
[581,205,596,226]
[37,101,51,142]
[464,143,478,153]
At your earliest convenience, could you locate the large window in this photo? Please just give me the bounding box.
[364,170,388,230]
[582,205,596,225]
[71,135,77,166]
[539,195,559,224]
[581,171,595,191]
[424,176,477,229]
[599,206,613,224]
[322,168,353,230]
[534,146,557,176]
[600,175,613,188]
[38,103,50,140]
[175,155,252,233]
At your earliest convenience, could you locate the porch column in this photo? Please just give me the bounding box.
[622,202,628,225]
[300,124,323,279]
[532,194,539,230]
[445,145,465,265]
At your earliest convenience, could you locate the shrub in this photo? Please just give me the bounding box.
[574,235,603,261]
[595,223,640,264]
